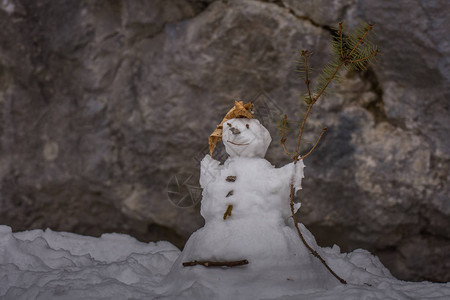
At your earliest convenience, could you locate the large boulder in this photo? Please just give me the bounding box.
[0,0,448,282]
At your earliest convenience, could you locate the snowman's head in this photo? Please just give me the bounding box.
[222,118,272,158]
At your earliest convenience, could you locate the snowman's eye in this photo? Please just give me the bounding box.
[246,124,249,129]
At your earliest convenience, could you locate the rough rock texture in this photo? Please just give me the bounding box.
[0,0,448,282]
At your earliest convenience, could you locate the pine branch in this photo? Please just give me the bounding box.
[313,60,344,104]
[302,50,313,104]
[346,25,371,58]
[339,22,344,58]
[279,21,379,285]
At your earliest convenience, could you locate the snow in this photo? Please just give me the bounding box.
[1,225,449,299]
[2,117,449,299]
[0,225,179,299]
[222,118,272,158]
[200,155,296,221]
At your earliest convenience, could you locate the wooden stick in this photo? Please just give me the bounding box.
[339,22,344,58]
[279,22,378,285]
[183,260,249,267]
[346,24,372,58]
[223,204,233,220]
[302,50,313,104]
[288,185,347,284]
[295,52,315,158]
[281,114,294,160]
[300,126,327,160]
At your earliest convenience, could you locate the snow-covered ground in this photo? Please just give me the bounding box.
[1,224,449,300]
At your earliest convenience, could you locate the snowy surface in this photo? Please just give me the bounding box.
[1,225,449,300]
[0,225,178,299]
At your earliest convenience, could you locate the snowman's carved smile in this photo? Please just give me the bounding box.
[226,140,250,146]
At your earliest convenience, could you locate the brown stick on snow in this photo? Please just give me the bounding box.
[183,260,249,267]
[288,184,347,284]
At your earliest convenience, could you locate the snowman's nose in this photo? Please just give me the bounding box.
[230,127,241,135]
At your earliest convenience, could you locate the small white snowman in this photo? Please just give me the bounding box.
[164,101,338,298]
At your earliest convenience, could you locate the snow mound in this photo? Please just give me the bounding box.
[1,225,449,300]
[0,225,179,299]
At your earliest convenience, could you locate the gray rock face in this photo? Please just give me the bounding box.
[0,0,448,282]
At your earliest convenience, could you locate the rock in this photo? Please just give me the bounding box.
[0,0,448,282]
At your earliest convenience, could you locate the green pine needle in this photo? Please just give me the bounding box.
[282,21,378,159]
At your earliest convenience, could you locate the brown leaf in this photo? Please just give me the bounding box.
[208,101,253,155]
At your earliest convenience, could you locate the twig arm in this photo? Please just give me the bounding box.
[288,185,347,284]
[279,22,378,285]
[183,260,249,267]
[295,51,315,158]
[281,114,294,160]
[300,126,327,160]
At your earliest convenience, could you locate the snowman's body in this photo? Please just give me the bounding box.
[189,155,294,261]
[163,118,338,298]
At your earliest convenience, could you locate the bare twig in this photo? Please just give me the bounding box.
[300,126,327,160]
[295,52,315,158]
[281,114,294,160]
[183,260,249,267]
[295,104,313,159]
[289,186,346,284]
[287,52,346,285]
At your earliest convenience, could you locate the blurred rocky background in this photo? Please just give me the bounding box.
[0,0,448,282]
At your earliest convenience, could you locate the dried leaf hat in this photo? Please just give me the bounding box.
[208,100,254,156]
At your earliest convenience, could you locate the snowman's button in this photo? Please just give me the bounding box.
[223,204,233,220]
[226,176,236,182]
[226,190,234,197]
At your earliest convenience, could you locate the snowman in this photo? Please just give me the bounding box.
[163,101,339,298]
